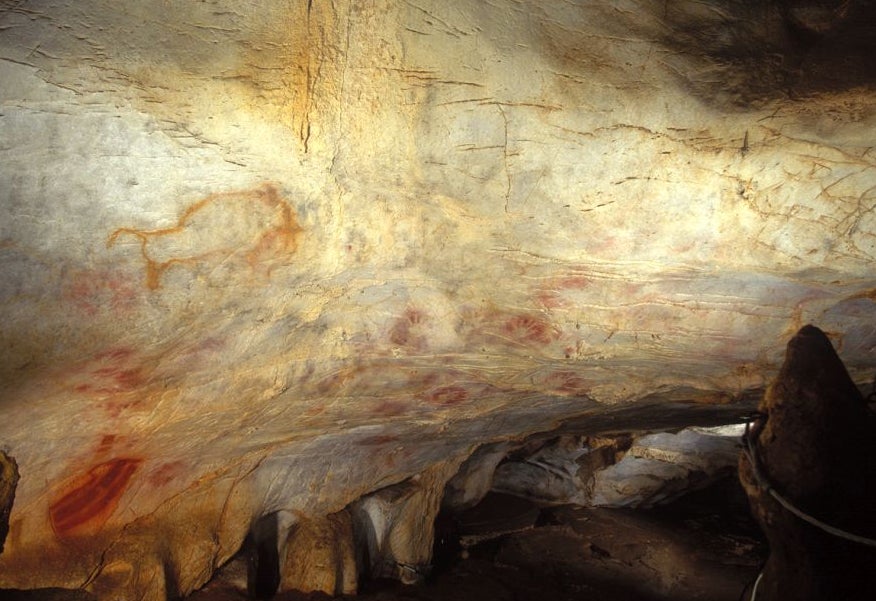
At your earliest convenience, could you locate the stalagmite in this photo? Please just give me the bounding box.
[739,325,876,600]
[278,510,357,596]
[352,462,463,585]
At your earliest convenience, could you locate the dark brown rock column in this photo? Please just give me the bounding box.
[739,325,876,600]
[0,450,18,555]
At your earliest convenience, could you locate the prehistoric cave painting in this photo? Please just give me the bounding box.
[502,313,561,345]
[535,274,591,309]
[423,385,469,407]
[147,460,185,488]
[355,434,399,447]
[389,308,430,350]
[461,303,562,351]
[371,399,408,417]
[538,370,591,397]
[49,458,142,540]
[108,184,303,290]
[69,346,145,399]
[61,268,139,316]
[96,434,118,455]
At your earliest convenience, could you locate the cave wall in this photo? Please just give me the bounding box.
[1,1,875,598]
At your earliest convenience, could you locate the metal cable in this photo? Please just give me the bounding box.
[749,571,763,601]
[742,417,876,548]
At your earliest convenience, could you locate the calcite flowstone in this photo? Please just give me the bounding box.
[1,0,876,598]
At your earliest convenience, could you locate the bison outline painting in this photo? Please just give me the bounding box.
[108,184,303,290]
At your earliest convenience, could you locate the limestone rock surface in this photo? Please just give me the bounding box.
[279,511,358,597]
[491,428,740,508]
[590,429,741,508]
[1,1,875,598]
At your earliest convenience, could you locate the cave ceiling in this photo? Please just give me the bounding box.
[1,0,875,597]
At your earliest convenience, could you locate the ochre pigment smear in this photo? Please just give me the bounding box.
[503,313,560,345]
[108,184,302,289]
[70,347,145,396]
[49,458,142,539]
[425,385,469,407]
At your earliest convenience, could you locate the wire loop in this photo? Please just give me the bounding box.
[741,413,876,548]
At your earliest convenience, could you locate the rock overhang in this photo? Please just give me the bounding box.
[1,0,875,598]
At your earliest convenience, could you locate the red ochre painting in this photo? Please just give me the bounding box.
[108,184,303,290]
[49,458,142,540]
[69,347,145,401]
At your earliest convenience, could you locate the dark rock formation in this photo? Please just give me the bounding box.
[739,325,876,600]
[1,450,18,555]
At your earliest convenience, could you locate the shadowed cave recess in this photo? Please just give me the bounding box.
[2,0,876,599]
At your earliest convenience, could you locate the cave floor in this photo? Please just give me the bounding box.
[194,477,766,601]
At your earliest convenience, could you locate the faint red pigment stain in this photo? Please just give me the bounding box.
[147,461,185,488]
[195,337,225,353]
[389,308,429,350]
[96,435,117,454]
[301,404,327,418]
[536,291,565,309]
[557,276,590,289]
[70,348,148,417]
[61,269,138,316]
[177,337,226,361]
[107,184,303,290]
[463,305,561,349]
[503,313,560,345]
[94,347,135,362]
[535,275,590,309]
[92,367,143,388]
[424,385,469,407]
[315,364,366,395]
[168,337,225,371]
[381,445,412,470]
[356,434,399,446]
[409,369,440,388]
[49,458,142,539]
[541,371,591,396]
[373,400,406,416]
[100,398,145,419]
[73,366,144,395]
[91,433,138,462]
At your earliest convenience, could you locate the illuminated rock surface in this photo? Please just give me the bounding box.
[1,1,875,598]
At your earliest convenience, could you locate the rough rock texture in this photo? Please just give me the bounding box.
[1,0,876,598]
[491,428,740,508]
[278,510,357,597]
[492,436,593,505]
[0,451,18,555]
[441,443,511,512]
[351,461,463,585]
[739,325,876,600]
[590,429,741,508]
